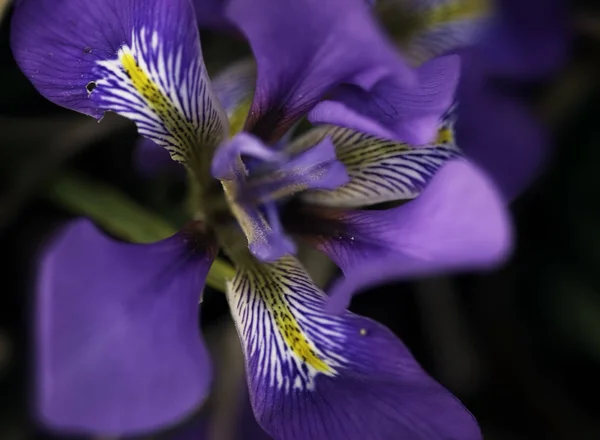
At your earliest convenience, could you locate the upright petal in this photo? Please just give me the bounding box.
[227,0,458,143]
[226,255,481,440]
[309,55,460,145]
[37,219,216,435]
[193,0,231,31]
[12,0,228,168]
[290,112,460,208]
[285,159,512,312]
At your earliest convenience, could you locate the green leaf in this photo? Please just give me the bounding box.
[47,171,234,292]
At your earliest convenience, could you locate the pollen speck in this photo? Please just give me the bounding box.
[360,328,367,336]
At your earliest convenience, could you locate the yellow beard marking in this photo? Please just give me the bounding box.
[245,260,332,374]
[120,52,196,160]
[228,98,252,137]
[436,125,454,145]
[423,0,491,28]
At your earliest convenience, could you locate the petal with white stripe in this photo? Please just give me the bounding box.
[11,0,228,169]
[226,255,481,440]
[294,111,460,208]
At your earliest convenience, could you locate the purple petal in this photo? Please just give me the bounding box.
[36,219,216,435]
[226,0,420,142]
[477,0,568,79]
[287,159,511,312]
[289,114,459,208]
[456,51,548,200]
[12,0,228,166]
[192,0,231,31]
[227,256,481,440]
[310,55,460,145]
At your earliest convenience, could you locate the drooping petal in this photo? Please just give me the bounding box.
[226,255,481,440]
[134,59,256,175]
[226,0,459,143]
[36,219,216,435]
[309,55,460,145]
[456,50,548,200]
[12,0,228,168]
[285,159,511,312]
[289,112,459,208]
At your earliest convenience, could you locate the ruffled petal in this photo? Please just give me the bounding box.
[36,219,216,435]
[290,112,459,208]
[310,55,460,145]
[226,256,481,440]
[226,0,437,142]
[12,0,228,168]
[286,159,511,312]
[456,51,548,200]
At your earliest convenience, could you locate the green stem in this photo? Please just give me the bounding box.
[47,172,234,292]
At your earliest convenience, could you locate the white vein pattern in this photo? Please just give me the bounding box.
[298,117,460,208]
[94,27,227,164]
[227,257,351,393]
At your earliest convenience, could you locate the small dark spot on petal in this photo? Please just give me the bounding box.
[83,47,92,54]
[86,81,97,94]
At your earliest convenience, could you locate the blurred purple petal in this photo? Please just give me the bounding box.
[228,257,481,440]
[478,0,568,79]
[288,159,511,312]
[226,0,423,142]
[37,220,216,435]
[456,51,548,200]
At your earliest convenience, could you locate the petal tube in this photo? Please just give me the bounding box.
[226,0,422,142]
[12,0,228,166]
[309,55,460,145]
[226,256,481,440]
[36,219,216,435]
[285,159,512,312]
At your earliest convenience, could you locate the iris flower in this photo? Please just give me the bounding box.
[12,0,511,439]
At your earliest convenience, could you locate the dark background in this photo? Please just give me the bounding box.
[2,1,600,439]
